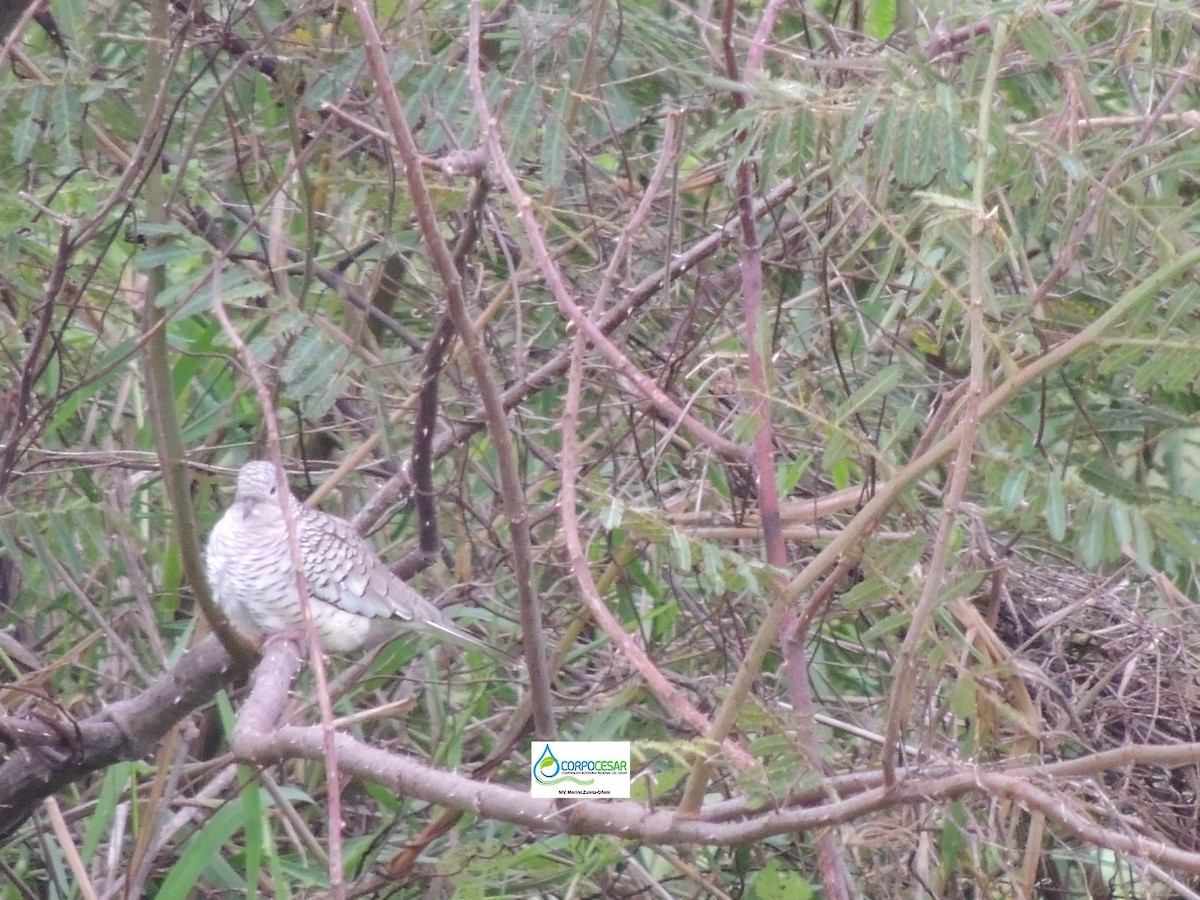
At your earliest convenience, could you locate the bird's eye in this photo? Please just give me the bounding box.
[269,484,277,495]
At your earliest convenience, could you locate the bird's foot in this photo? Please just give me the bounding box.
[262,628,313,660]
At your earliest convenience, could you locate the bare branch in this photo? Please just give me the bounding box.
[347,0,557,740]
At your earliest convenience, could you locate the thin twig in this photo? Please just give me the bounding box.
[550,99,756,770]
[681,3,851,894]
[881,21,1008,788]
[350,182,797,533]
[346,0,557,739]
[464,40,751,466]
[209,282,347,899]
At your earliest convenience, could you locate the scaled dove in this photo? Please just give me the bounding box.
[205,460,496,656]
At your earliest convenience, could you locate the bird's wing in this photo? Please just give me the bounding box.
[297,507,433,620]
[296,507,507,658]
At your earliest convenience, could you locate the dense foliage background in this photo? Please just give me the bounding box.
[4,0,1200,896]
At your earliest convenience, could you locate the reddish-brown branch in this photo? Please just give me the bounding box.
[468,0,755,773]
[0,636,246,841]
[679,1,852,893]
[347,0,557,739]
[350,182,796,533]
[0,226,69,498]
[1030,58,1197,310]
[209,292,347,896]
[223,639,1200,870]
[923,0,1123,59]
[8,635,1200,876]
[464,15,751,467]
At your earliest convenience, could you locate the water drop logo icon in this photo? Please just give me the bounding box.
[535,743,560,783]
[532,742,594,787]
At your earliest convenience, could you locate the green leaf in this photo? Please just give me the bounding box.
[157,796,254,896]
[240,771,265,898]
[833,364,903,424]
[599,498,625,530]
[1015,17,1059,66]
[669,530,693,571]
[999,464,1029,513]
[864,0,897,39]
[13,84,45,163]
[541,82,571,189]
[698,542,726,594]
[1044,471,1067,541]
[895,102,931,187]
[836,90,876,168]
[505,81,541,166]
[748,858,815,900]
[777,452,812,497]
[134,237,202,271]
[1079,498,1108,568]
[81,762,133,866]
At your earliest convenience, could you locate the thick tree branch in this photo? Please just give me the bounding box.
[0,636,245,841]
[7,634,1200,878]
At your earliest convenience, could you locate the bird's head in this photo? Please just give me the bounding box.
[233,460,289,520]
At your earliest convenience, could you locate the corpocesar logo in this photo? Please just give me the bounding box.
[530,741,630,798]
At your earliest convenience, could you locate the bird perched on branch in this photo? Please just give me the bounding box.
[205,460,500,657]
